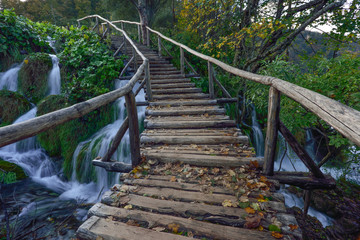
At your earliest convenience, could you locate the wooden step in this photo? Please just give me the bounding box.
[143,152,263,167]
[77,216,190,240]
[145,119,236,129]
[149,99,218,107]
[152,93,209,100]
[151,82,196,89]
[88,203,273,240]
[149,70,182,75]
[150,88,202,95]
[141,135,247,145]
[145,115,231,122]
[150,74,185,79]
[146,108,225,116]
[150,64,174,68]
[150,78,192,84]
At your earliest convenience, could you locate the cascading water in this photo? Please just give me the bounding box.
[71,79,146,194]
[250,104,264,157]
[0,63,22,91]
[48,54,61,95]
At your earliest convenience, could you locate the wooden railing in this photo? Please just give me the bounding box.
[114,20,360,189]
[0,15,153,170]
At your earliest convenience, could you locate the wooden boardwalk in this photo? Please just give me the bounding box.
[77,44,302,239]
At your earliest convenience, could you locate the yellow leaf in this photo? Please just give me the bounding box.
[271,232,284,239]
[24,59,29,64]
[168,223,180,233]
[289,224,298,231]
[228,170,236,177]
[245,207,255,214]
[124,204,133,210]
[170,176,176,182]
[258,225,264,231]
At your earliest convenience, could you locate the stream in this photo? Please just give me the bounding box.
[0,55,145,239]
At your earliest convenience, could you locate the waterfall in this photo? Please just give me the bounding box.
[0,63,22,91]
[48,55,61,95]
[71,79,146,193]
[250,104,264,157]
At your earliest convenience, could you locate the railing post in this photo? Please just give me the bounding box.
[146,28,150,47]
[107,22,111,37]
[145,60,152,101]
[77,21,81,28]
[123,37,127,55]
[208,61,215,99]
[132,47,137,70]
[180,47,184,75]
[102,23,105,33]
[158,36,162,57]
[263,86,281,176]
[138,25,141,43]
[121,22,124,30]
[125,92,141,167]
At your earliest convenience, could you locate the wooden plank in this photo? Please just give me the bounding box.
[150,88,202,94]
[151,83,195,89]
[141,129,241,136]
[263,87,280,176]
[145,120,237,129]
[279,121,325,178]
[149,99,217,107]
[141,148,249,157]
[180,47,185,75]
[143,152,263,167]
[145,115,230,122]
[123,179,233,195]
[125,92,141,167]
[268,172,336,190]
[92,159,133,172]
[89,203,273,240]
[141,135,248,145]
[152,93,210,100]
[146,108,225,116]
[77,216,190,240]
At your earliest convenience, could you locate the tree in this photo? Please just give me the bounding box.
[178,0,348,72]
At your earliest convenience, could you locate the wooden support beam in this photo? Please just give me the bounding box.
[263,87,280,176]
[180,47,185,75]
[279,121,325,178]
[125,92,141,167]
[184,58,198,76]
[119,55,134,78]
[145,60,152,101]
[208,61,215,99]
[303,190,311,215]
[213,74,231,98]
[146,28,150,47]
[113,42,124,57]
[101,117,129,162]
[134,78,146,97]
[267,172,336,190]
[157,36,162,56]
[137,24,141,43]
[92,159,132,173]
[132,47,137,70]
[160,41,174,59]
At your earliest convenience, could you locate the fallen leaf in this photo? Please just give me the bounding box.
[152,227,166,232]
[289,224,298,231]
[228,170,236,177]
[239,195,249,203]
[271,232,284,239]
[168,223,180,233]
[245,207,255,214]
[212,168,220,174]
[126,219,140,227]
[96,236,104,240]
[259,176,267,182]
[170,176,176,182]
[244,214,262,229]
[250,160,259,168]
[124,204,133,210]
[222,199,237,207]
[258,225,264,231]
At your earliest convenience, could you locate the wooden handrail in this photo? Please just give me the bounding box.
[118,21,360,147]
[0,15,149,150]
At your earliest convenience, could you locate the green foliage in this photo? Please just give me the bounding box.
[0,9,52,71]
[0,90,31,127]
[37,95,113,179]
[0,159,27,183]
[53,26,124,102]
[18,52,52,103]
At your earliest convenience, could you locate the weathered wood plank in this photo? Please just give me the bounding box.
[145,120,237,129]
[92,159,133,172]
[150,88,202,94]
[268,172,336,189]
[146,108,225,116]
[143,152,263,168]
[89,203,273,240]
[141,135,248,145]
[123,178,233,195]
[77,216,191,240]
[152,93,210,100]
[151,83,195,89]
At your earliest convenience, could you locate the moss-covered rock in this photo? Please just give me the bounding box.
[0,90,31,127]
[0,159,27,182]
[18,52,52,103]
[37,95,113,180]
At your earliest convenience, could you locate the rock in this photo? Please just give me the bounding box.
[0,90,31,126]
